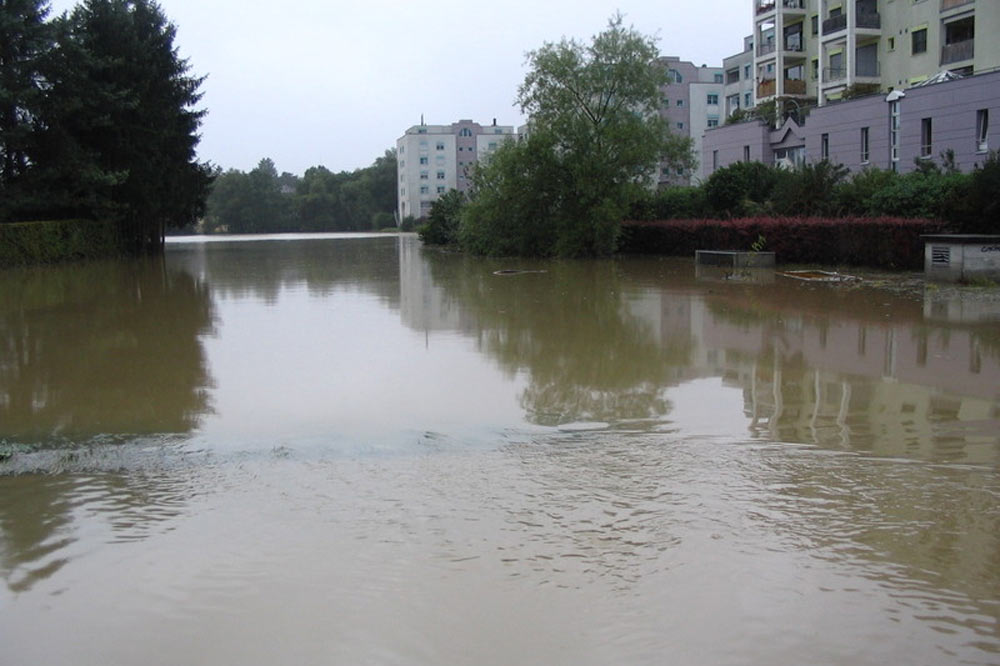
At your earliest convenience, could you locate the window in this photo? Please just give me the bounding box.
[889,100,900,170]
[417,128,427,134]
[419,156,428,165]
[419,185,429,194]
[399,160,405,167]
[743,145,751,161]
[669,69,683,83]
[712,150,719,170]
[811,15,818,35]
[419,140,428,148]
[714,73,724,83]
[437,186,445,193]
[811,59,819,80]
[419,170,429,180]
[488,142,497,150]
[912,28,927,55]
[821,133,829,160]
[887,36,895,51]
[977,109,989,152]
[861,127,870,163]
[707,93,719,105]
[436,170,446,179]
[921,117,932,157]
[744,92,752,107]
[399,146,405,154]
[459,128,472,137]
[436,142,444,150]
[707,118,719,128]
[676,99,684,107]
[744,64,751,79]
[677,122,684,129]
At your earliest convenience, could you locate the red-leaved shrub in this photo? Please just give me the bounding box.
[619,217,950,269]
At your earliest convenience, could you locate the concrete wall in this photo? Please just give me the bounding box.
[701,120,772,180]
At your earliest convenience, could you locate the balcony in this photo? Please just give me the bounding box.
[857,12,881,30]
[758,78,777,97]
[784,35,804,52]
[941,0,974,10]
[756,0,805,14]
[784,79,807,94]
[824,67,847,82]
[823,14,847,34]
[941,39,974,65]
[856,61,880,78]
[758,42,777,57]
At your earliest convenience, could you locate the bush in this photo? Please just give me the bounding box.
[953,150,1000,233]
[630,186,709,221]
[619,216,948,269]
[0,219,124,268]
[371,211,396,230]
[399,215,417,232]
[770,161,849,217]
[418,189,466,246]
[704,161,780,217]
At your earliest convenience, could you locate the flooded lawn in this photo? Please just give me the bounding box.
[1,234,998,664]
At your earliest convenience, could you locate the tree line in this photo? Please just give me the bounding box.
[200,151,398,234]
[0,0,212,251]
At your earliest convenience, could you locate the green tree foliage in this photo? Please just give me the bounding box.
[1,0,212,253]
[419,188,466,246]
[460,15,692,257]
[0,0,51,215]
[204,151,397,233]
[770,160,849,216]
[703,161,779,217]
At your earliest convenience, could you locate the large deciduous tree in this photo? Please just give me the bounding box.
[462,14,692,257]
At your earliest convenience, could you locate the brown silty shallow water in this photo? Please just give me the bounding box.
[1,234,998,665]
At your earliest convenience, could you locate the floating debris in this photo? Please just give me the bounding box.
[777,270,860,283]
[493,269,548,276]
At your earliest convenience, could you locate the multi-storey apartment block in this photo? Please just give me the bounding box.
[396,119,516,220]
[750,0,999,107]
[657,57,725,185]
[724,36,757,119]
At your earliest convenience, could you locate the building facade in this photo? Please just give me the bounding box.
[396,119,516,220]
[749,0,1000,108]
[724,36,757,119]
[702,68,1000,179]
[657,57,725,185]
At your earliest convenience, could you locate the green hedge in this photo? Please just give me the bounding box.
[0,219,125,268]
[620,217,950,270]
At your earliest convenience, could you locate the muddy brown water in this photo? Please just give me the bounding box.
[1,234,998,665]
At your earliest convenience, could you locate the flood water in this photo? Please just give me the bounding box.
[1,233,998,665]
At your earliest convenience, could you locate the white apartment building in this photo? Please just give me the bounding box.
[749,0,999,108]
[657,57,726,185]
[396,119,516,220]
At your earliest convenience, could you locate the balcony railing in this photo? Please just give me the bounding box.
[857,12,881,29]
[856,61,880,78]
[756,0,804,14]
[756,1,775,14]
[784,36,804,52]
[824,67,847,82]
[758,42,777,57]
[941,0,974,10]
[758,79,777,97]
[823,14,847,34]
[941,39,974,65]
[784,79,807,94]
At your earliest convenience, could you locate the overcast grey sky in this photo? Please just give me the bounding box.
[47,0,750,176]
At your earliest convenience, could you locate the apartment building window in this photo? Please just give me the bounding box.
[861,127,870,163]
[743,145,750,162]
[677,99,684,107]
[707,93,719,105]
[714,73,723,83]
[436,170,446,179]
[744,92,752,107]
[712,150,719,170]
[887,36,895,51]
[912,27,927,55]
[437,186,445,193]
[921,118,932,157]
[419,156,428,165]
[436,142,445,150]
[821,133,829,160]
[419,185,429,194]
[420,170,428,180]
[889,100,900,171]
[976,109,989,152]
[488,142,497,150]
[677,122,684,129]
[399,159,405,167]
[459,128,472,137]
[707,117,719,127]
[811,15,818,35]
[811,58,819,80]
[744,64,751,79]
[669,69,683,83]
